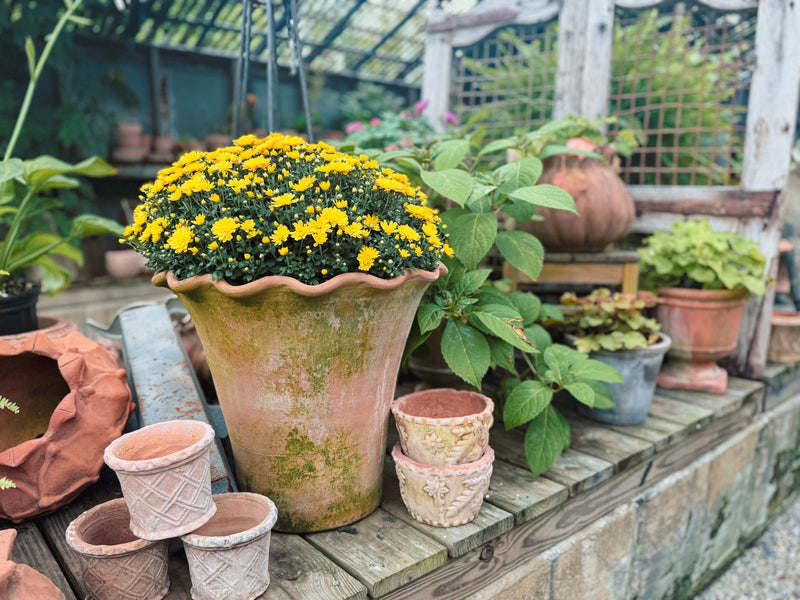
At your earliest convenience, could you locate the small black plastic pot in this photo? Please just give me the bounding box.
[0,282,40,335]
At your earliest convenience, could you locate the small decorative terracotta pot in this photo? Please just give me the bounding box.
[65,498,169,600]
[391,388,493,466]
[768,310,800,363]
[104,420,216,540]
[391,444,494,527]
[181,493,278,600]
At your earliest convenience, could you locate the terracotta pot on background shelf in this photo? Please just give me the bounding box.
[65,498,169,600]
[391,444,494,527]
[181,492,278,600]
[767,310,800,363]
[112,123,149,163]
[148,136,175,163]
[205,134,231,151]
[391,388,493,466]
[1,529,66,600]
[153,265,444,532]
[655,287,748,394]
[0,331,133,522]
[0,281,40,335]
[104,249,151,280]
[521,154,635,251]
[103,420,217,540]
[570,332,672,425]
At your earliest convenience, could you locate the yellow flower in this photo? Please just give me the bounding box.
[319,181,331,191]
[398,225,421,242]
[291,220,312,241]
[318,207,348,228]
[271,224,290,245]
[167,226,194,253]
[443,243,454,257]
[241,219,257,238]
[210,193,221,202]
[380,220,398,234]
[192,214,206,226]
[292,175,316,192]
[272,192,298,207]
[208,241,219,250]
[211,217,238,242]
[279,247,289,255]
[234,134,257,146]
[406,203,437,222]
[363,214,380,229]
[357,246,379,271]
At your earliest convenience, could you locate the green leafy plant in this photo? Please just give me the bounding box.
[0,0,124,296]
[558,288,662,353]
[0,394,19,490]
[638,220,767,296]
[368,126,622,476]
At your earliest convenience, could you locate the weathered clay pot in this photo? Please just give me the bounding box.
[391,388,493,466]
[181,493,278,600]
[104,420,216,540]
[1,529,65,599]
[572,332,672,425]
[0,331,133,522]
[392,444,493,527]
[65,498,169,600]
[522,154,635,251]
[655,287,747,394]
[767,310,800,363]
[153,265,444,532]
[104,249,150,280]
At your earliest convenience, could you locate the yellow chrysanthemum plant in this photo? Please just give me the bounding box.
[122,133,451,285]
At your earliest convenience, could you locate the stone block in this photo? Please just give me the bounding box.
[463,554,551,600]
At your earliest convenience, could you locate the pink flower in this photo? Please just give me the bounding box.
[370,118,381,126]
[401,111,412,120]
[345,121,364,134]
[413,99,429,117]
[444,112,459,126]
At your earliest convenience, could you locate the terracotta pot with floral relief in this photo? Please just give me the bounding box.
[103,420,217,540]
[0,331,133,522]
[65,498,169,600]
[391,444,493,527]
[391,388,493,466]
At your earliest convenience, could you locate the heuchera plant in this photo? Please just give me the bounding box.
[638,219,767,296]
[558,288,662,353]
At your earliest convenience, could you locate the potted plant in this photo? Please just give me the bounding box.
[0,0,125,335]
[121,132,448,532]
[638,219,767,393]
[556,288,671,425]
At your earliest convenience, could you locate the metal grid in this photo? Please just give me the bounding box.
[451,22,558,139]
[609,3,756,186]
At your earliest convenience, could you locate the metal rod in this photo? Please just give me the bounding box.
[287,0,313,142]
[266,0,276,131]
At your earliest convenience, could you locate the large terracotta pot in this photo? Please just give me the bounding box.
[655,287,748,394]
[153,265,444,532]
[522,155,635,251]
[0,331,133,522]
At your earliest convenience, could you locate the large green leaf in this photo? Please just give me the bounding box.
[32,254,73,296]
[469,310,535,353]
[14,232,83,265]
[508,291,542,326]
[416,303,444,334]
[542,344,579,384]
[477,138,519,158]
[69,214,126,239]
[0,159,24,184]
[509,185,577,213]
[524,404,570,477]
[433,139,470,171]
[488,337,516,373]
[495,157,543,195]
[419,169,474,206]
[564,381,595,407]
[586,380,615,409]
[447,212,497,269]
[570,358,624,383]
[495,230,544,281]
[504,380,554,429]
[24,156,116,186]
[452,268,491,296]
[441,320,490,389]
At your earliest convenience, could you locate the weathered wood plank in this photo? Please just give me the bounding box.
[1,520,77,600]
[380,391,762,599]
[484,460,569,525]
[565,415,655,472]
[491,427,615,496]
[725,377,766,407]
[648,394,715,429]
[655,386,745,418]
[761,362,800,411]
[602,414,689,453]
[262,534,368,600]
[381,460,514,558]
[304,508,447,598]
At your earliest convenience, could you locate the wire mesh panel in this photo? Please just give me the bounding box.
[609,2,756,186]
[452,21,558,139]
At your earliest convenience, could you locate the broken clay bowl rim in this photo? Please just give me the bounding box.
[66,498,159,556]
[104,420,215,474]
[391,388,494,426]
[391,444,495,473]
[181,492,278,549]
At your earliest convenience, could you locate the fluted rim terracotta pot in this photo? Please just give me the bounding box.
[391,388,494,466]
[181,493,278,600]
[104,420,216,540]
[655,287,748,394]
[391,444,494,527]
[65,498,169,600]
[153,264,445,532]
[0,331,133,522]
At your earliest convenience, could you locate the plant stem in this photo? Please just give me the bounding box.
[3,0,83,161]
[0,186,37,281]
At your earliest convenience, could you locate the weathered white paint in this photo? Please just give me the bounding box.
[741,0,800,191]
[616,0,757,9]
